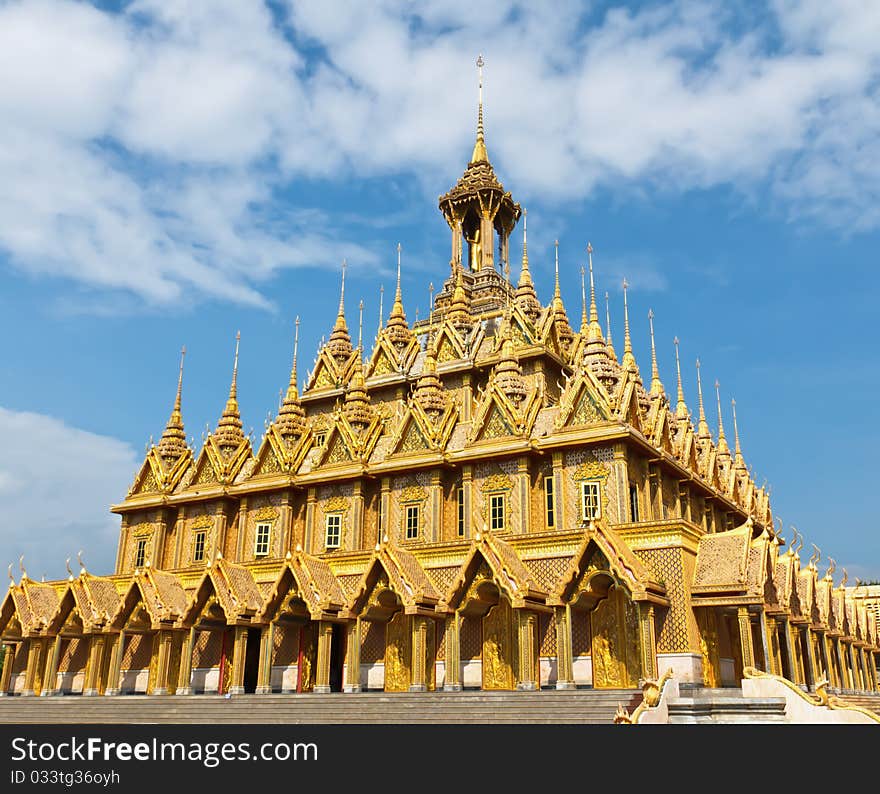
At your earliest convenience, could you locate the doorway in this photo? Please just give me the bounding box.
[243,628,261,694]
[329,624,345,693]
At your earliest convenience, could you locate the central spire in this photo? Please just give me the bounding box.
[384,243,413,348]
[471,54,488,164]
[327,260,353,362]
[215,331,245,448]
[157,346,188,460]
[648,309,663,396]
[276,317,306,439]
[715,380,729,456]
[673,337,689,420]
[695,358,711,440]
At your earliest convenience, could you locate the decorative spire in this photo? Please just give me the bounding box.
[276,318,306,439]
[471,54,488,164]
[358,299,364,353]
[715,379,729,455]
[551,241,574,351]
[214,331,245,448]
[414,345,446,415]
[384,243,413,348]
[621,278,638,374]
[580,265,588,336]
[343,359,372,429]
[515,210,541,320]
[732,397,746,469]
[605,291,618,363]
[553,240,561,304]
[327,260,353,362]
[377,284,384,337]
[673,337,688,420]
[492,317,527,405]
[157,346,189,460]
[695,358,711,439]
[587,243,602,341]
[449,266,472,332]
[648,309,663,396]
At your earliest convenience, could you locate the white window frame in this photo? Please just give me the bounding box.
[254,521,272,558]
[193,529,207,563]
[134,538,148,568]
[405,504,419,540]
[544,476,555,529]
[325,513,342,549]
[314,431,327,448]
[489,493,505,532]
[580,481,601,523]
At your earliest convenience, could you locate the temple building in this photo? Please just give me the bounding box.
[2,67,879,704]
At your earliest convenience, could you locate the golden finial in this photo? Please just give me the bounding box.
[554,240,561,300]
[622,279,632,354]
[695,358,710,439]
[826,557,836,579]
[673,337,688,419]
[586,242,601,341]
[521,208,529,272]
[65,558,74,580]
[77,550,86,574]
[648,309,663,395]
[358,299,364,353]
[7,564,14,586]
[175,346,185,413]
[429,282,435,324]
[19,555,27,580]
[377,284,384,336]
[731,398,743,458]
[841,568,848,587]
[337,259,347,322]
[714,379,728,453]
[291,316,300,391]
[810,543,821,567]
[231,331,240,399]
[471,54,488,163]
[580,264,588,335]
[605,291,617,361]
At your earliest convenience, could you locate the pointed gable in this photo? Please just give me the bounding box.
[112,566,188,630]
[184,556,263,626]
[260,550,346,621]
[347,542,440,618]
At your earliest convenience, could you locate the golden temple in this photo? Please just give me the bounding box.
[1,61,879,711]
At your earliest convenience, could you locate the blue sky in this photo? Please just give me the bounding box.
[0,0,878,583]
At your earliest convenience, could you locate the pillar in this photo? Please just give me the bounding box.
[554,605,575,690]
[833,638,847,690]
[410,616,428,692]
[305,488,317,553]
[150,630,174,696]
[314,620,333,694]
[177,627,196,695]
[737,607,754,673]
[83,635,106,697]
[344,619,361,693]
[801,627,817,689]
[235,497,248,561]
[551,452,565,530]
[639,603,658,682]
[516,457,530,534]
[256,622,276,695]
[824,635,838,688]
[0,643,16,696]
[516,611,537,690]
[443,613,462,691]
[429,471,442,543]
[764,617,778,676]
[228,625,249,695]
[461,376,473,422]
[352,481,365,549]
[22,638,46,697]
[756,611,772,675]
[42,635,64,697]
[480,209,493,270]
[105,631,126,696]
[787,623,803,685]
[849,644,862,691]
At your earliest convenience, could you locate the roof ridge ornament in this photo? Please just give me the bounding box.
[471,54,488,164]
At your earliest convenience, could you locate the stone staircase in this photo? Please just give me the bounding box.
[831,692,880,716]
[666,684,787,724]
[0,689,642,725]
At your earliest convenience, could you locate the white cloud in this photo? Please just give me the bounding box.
[0,407,139,581]
[0,0,879,308]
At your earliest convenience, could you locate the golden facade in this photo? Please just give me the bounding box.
[2,81,879,704]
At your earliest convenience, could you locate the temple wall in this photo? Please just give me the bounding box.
[313,482,354,554]
[240,493,284,561]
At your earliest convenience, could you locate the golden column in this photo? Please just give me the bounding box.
[834,638,847,690]
[42,635,64,697]
[850,644,863,691]
[516,457,530,534]
[344,618,361,693]
[151,630,174,696]
[0,643,17,695]
[737,607,754,671]
[105,631,126,696]
[516,611,538,690]
[83,635,106,697]
[639,603,658,681]
[554,605,575,690]
[410,616,428,692]
[228,625,249,695]
[801,626,818,688]
[314,621,333,694]
[21,637,46,697]
[255,622,276,695]
[177,627,196,695]
[443,613,462,691]
[764,617,779,676]
[788,624,804,685]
